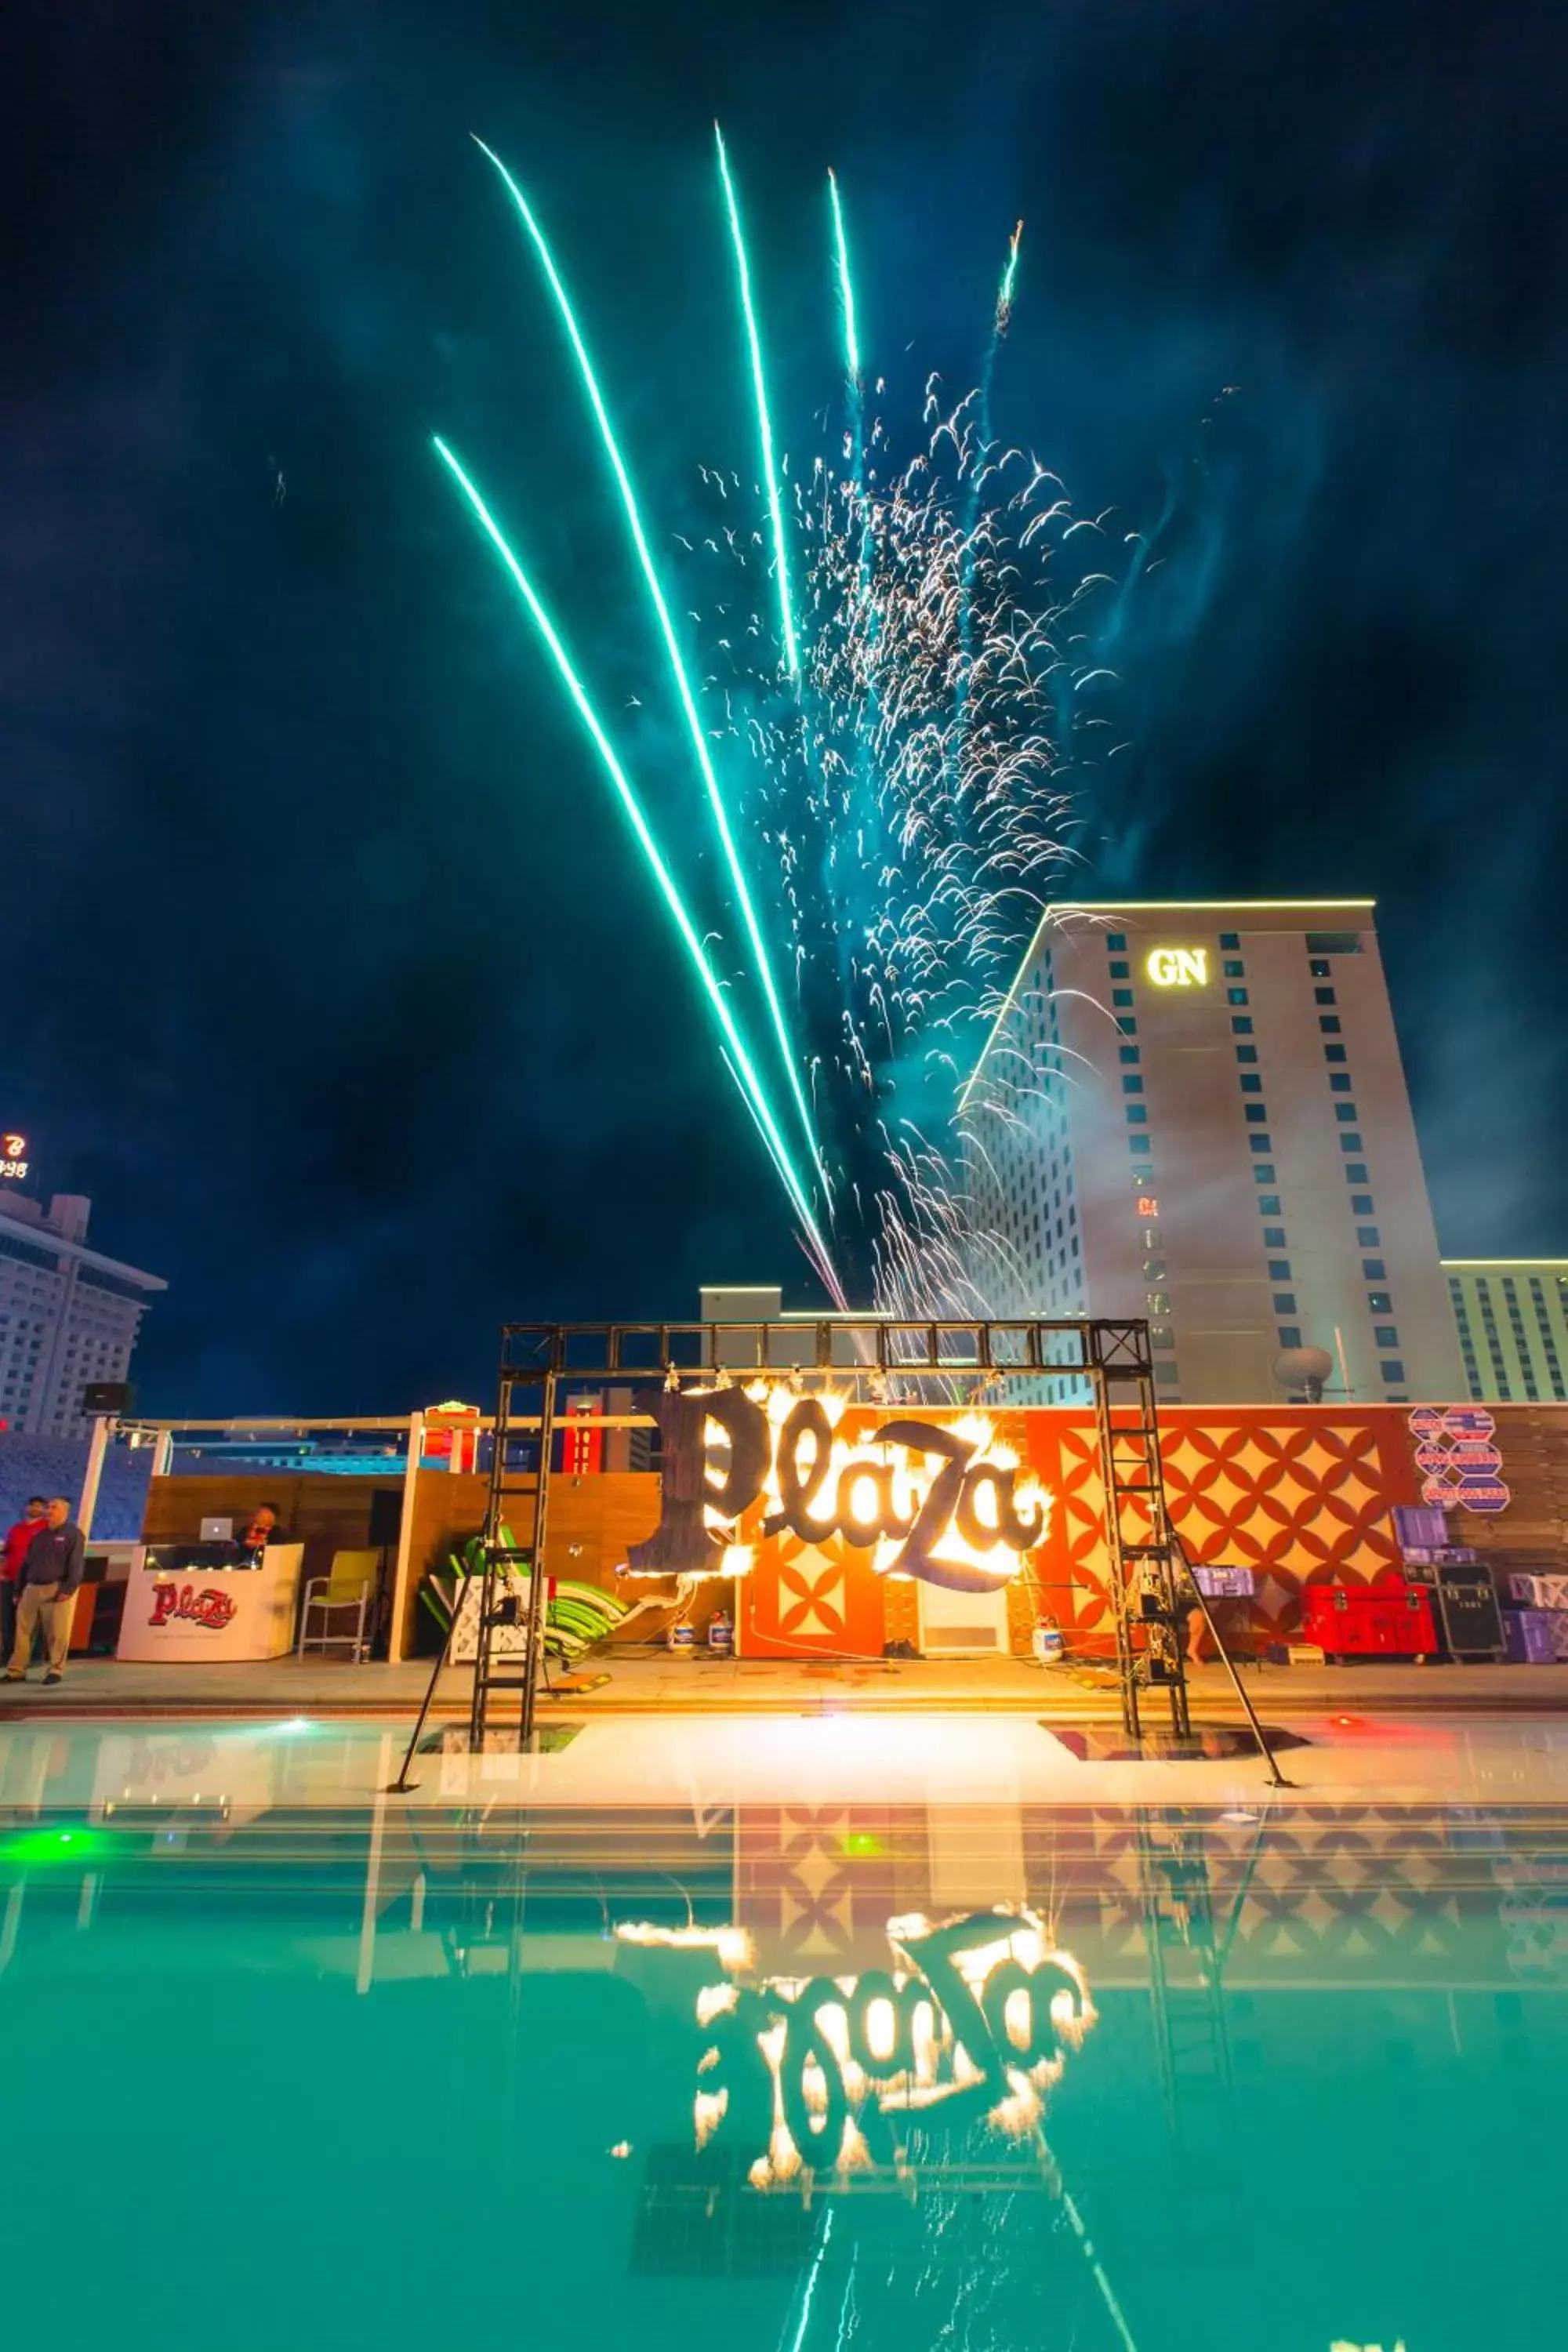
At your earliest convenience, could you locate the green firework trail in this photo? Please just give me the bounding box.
[433,436,836,1286]
[715,123,800,678]
[472,138,822,1187]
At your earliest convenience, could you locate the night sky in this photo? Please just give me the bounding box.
[5,0,1566,1415]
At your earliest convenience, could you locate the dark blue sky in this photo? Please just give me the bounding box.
[4,0,1565,1412]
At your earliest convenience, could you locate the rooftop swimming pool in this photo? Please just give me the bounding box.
[2,1716,1565,2350]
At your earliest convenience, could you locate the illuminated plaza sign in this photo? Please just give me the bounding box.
[0,1133,27,1181]
[626,1385,1048,1591]
[1145,946,1208,988]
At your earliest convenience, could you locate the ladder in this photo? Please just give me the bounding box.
[1091,1328,1190,1740]
[1138,1806,1262,2264]
[472,1338,561,1749]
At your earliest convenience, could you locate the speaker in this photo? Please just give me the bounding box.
[82,1381,134,1415]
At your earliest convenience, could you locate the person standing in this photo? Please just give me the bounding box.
[1,1497,48,1659]
[5,1496,85,1686]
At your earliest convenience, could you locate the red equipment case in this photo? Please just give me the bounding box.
[1301,1581,1437,1662]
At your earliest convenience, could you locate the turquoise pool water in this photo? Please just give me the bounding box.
[2,1751,1564,2350]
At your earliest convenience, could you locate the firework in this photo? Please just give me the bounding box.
[472,138,822,1186]
[437,138,1110,1312]
[433,438,837,1290]
[715,125,800,679]
[827,167,862,387]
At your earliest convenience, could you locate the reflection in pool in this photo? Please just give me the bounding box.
[1,1768,1563,2349]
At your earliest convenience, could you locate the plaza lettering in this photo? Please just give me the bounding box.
[692,1909,1094,2181]
[626,1387,1044,1591]
[149,1582,238,1632]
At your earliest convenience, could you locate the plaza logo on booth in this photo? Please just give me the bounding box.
[1145,946,1208,988]
[617,1907,1094,2184]
[623,1384,1049,1591]
[149,1582,238,1632]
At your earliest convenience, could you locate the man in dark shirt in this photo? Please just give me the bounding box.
[5,1497,85,1685]
[1,1496,47,1657]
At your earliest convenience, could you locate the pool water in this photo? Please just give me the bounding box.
[2,1730,1566,2351]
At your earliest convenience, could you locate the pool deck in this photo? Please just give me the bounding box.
[2,1647,1567,1721]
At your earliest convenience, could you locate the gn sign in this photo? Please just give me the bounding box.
[1145,946,1209,988]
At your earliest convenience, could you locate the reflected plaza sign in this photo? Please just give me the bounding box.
[618,1907,1095,2186]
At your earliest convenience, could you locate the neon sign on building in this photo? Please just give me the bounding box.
[0,1133,27,1181]
[1145,946,1209,988]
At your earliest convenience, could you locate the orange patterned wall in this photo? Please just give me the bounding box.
[735,1405,1425,1657]
[1024,1407,1422,1648]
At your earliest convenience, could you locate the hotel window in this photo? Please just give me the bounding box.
[1240,1074,1263,1094]
[1147,1292,1171,1315]
[1106,932,1127,950]
[1278,1324,1302,1348]
[1143,1258,1167,1279]
[1109,960,1130,979]
[1227,987,1249,1006]
[1363,1258,1386,1279]
[1319,1014,1343,1033]
[1345,1163,1369,1184]
[1219,931,1240,949]
[1374,1327,1399,1347]
[1244,1103,1269,1123]
[1272,1292,1298,1313]
[1118,1015,1137,1036]
[1155,1363,1180,1386]
[1223,959,1245,978]
[1329,1073,1353,1091]
[1236,1044,1258,1063]
[1380,1359,1406,1383]
[1356,1225,1381,1247]
[1122,1074,1145,1092]
[1258,1195,1282,1215]
[1254,1166,1277,1185]
[1232,1015,1254,1034]
[1341,1134,1364,1152]
[1268,1258,1292,1279]
[1308,931,1363,955]
[1127,1105,1148,1123]
[1119,1045,1140,1064]
[1334,1103,1359,1122]
[1263,1226,1287,1247]
[1112,989,1134,1007]
[1130,1134,1151,1155]
[1309,958,1333,978]
[1249,1136,1274,1154]
[1369,1290,1392,1312]
[1351,1193,1375,1214]
[1315,986,1336,1005]
[1324,1044,1348,1063]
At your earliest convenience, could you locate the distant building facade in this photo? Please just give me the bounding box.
[955,898,1465,1406]
[0,1192,165,1436]
[1444,1259,1568,1404]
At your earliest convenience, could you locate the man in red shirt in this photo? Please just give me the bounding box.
[2,1497,48,1659]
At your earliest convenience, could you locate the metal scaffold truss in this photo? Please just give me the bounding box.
[469,1314,1193,1750]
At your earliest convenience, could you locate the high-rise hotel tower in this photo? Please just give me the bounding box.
[956,898,1465,1406]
